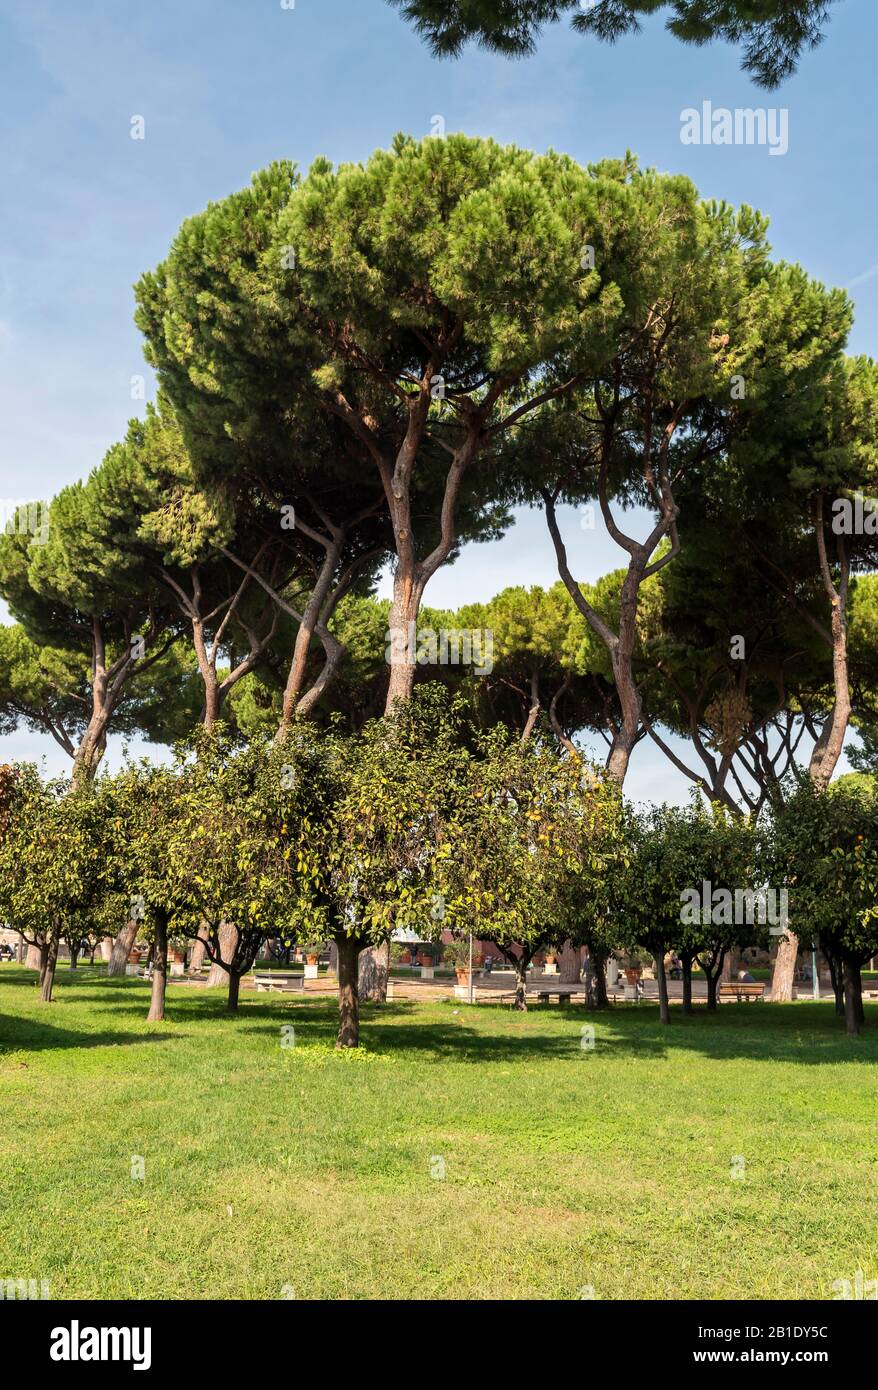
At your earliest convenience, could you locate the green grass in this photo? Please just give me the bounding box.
[1,964,877,1300]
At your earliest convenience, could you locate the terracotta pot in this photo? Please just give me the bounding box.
[128,949,142,964]
[624,968,641,985]
[455,968,470,985]
[306,954,319,966]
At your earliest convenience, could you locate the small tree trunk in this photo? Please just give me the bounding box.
[336,933,362,1048]
[226,971,241,1014]
[698,947,726,1012]
[584,948,609,1008]
[593,947,609,1008]
[681,954,693,1015]
[69,943,79,970]
[513,955,529,1011]
[826,951,845,1016]
[358,940,389,1003]
[25,939,43,972]
[100,936,113,962]
[146,913,168,1022]
[40,928,60,1003]
[842,957,862,1037]
[107,920,138,977]
[655,953,670,1025]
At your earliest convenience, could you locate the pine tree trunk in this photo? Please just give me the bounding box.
[770,933,798,1002]
[559,940,581,983]
[188,927,209,974]
[358,940,389,1003]
[336,933,362,1048]
[107,920,138,977]
[384,578,420,713]
[207,922,238,987]
[147,913,168,1022]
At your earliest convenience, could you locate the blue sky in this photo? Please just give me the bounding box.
[0,0,873,797]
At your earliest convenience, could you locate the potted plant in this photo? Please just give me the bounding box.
[445,939,473,986]
[418,943,436,979]
[622,949,650,997]
[301,943,323,979]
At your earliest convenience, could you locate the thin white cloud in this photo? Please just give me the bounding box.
[847,263,878,290]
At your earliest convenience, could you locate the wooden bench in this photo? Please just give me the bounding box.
[718,981,766,1003]
[253,972,305,994]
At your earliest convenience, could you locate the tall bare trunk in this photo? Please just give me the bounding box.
[772,511,851,1004]
[147,913,168,1022]
[206,922,238,987]
[384,573,421,714]
[358,940,389,1004]
[770,934,798,1003]
[559,941,581,983]
[809,509,851,792]
[188,926,209,974]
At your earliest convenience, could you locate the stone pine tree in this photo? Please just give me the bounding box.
[135,137,642,714]
[0,478,182,784]
[389,0,838,86]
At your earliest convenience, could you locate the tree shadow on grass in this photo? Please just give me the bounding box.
[0,1012,176,1053]
[5,970,876,1067]
[245,996,878,1067]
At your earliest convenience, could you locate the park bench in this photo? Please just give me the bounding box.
[718,981,766,1003]
[531,986,588,1005]
[253,972,305,994]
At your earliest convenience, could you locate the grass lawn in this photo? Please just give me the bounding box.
[1,964,877,1301]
